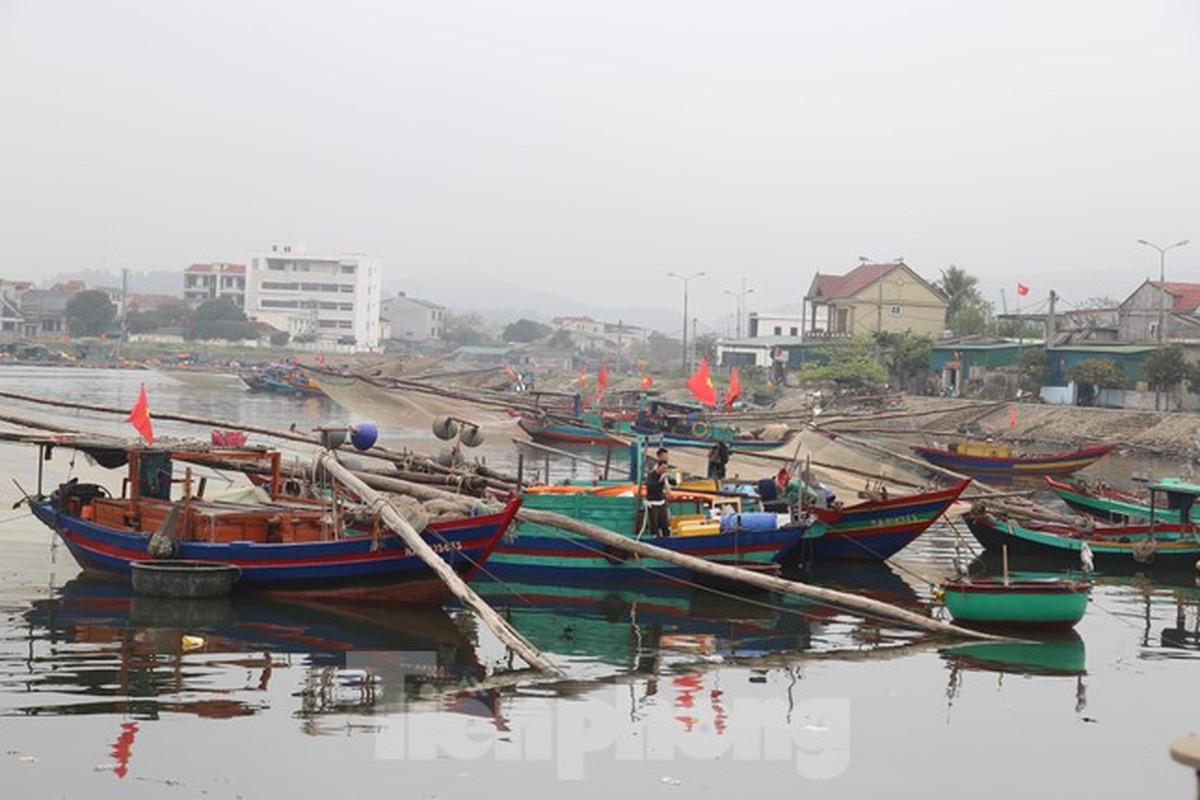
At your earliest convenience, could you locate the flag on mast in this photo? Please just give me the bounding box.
[686,358,718,407]
[126,384,154,444]
[724,366,742,409]
[1016,282,1030,296]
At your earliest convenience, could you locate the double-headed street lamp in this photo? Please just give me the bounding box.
[667,270,705,372]
[724,278,754,339]
[1137,238,1190,343]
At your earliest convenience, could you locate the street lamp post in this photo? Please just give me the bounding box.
[724,278,754,339]
[1137,238,1190,343]
[668,270,705,372]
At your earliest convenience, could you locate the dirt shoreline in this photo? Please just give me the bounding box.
[825,394,1200,458]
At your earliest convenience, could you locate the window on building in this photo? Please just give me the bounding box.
[341,265,356,274]
[773,326,782,335]
[890,305,902,317]
[262,282,299,291]
[790,327,798,336]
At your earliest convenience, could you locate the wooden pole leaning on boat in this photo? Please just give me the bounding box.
[313,452,562,677]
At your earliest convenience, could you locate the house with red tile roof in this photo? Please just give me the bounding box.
[1118,280,1200,343]
[803,260,948,339]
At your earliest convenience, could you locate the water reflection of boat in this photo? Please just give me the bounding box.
[472,578,813,669]
[15,577,490,723]
[941,630,1088,712]
[941,630,1087,676]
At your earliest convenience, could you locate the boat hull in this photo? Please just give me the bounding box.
[488,494,809,584]
[31,498,520,605]
[788,479,970,563]
[941,577,1090,629]
[911,443,1115,478]
[963,511,1200,573]
[1044,477,1187,524]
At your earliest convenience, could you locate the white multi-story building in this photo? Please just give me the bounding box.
[245,243,381,350]
[183,262,246,308]
[381,293,444,342]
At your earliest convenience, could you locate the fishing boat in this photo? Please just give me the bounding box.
[1045,475,1200,524]
[910,439,1116,478]
[487,485,813,584]
[513,408,632,446]
[631,399,792,451]
[962,483,1200,572]
[785,479,971,564]
[25,438,521,604]
[239,363,328,398]
[938,574,1090,629]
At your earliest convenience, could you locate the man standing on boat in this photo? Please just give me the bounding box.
[707,440,730,480]
[645,459,672,536]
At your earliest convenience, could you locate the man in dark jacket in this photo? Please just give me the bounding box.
[644,459,672,536]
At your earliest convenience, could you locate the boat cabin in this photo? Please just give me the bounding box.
[1149,479,1200,528]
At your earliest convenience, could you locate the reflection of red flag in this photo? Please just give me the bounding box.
[686,358,718,407]
[598,363,609,391]
[1016,282,1030,296]
[640,374,653,389]
[110,721,138,779]
[126,384,154,444]
[1009,403,1017,428]
[578,367,587,388]
[724,366,742,409]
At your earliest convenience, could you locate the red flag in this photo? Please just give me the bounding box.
[578,367,587,389]
[126,384,154,444]
[640,374,653,389]
[686,358,718,407]
[1016,282,1030,296]
[724,366,742,410]
[598,363,609,391]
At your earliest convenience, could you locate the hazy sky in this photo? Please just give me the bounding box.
[2,0,1198,334]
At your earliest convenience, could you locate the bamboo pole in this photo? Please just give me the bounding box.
[314,452,562,676]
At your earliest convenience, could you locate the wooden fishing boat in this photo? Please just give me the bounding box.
[911,439,1116,478]
[1045,476,1200,524]
[939,575,1090,629]
[26,440,520,604]
[513,409,632,446]
[487,487,813,583]
[786,479,971,564]
[631,399,791,451]
[962,491,1200,573]
[240,364,328,398]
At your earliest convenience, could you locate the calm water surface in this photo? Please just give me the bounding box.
[1,367,1199,798]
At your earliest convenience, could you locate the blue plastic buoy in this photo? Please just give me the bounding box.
[350,421,378,451]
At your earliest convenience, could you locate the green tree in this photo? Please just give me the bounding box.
[1067,358,1126,407]
[503,318,552,343]
[872,331,933,392]
[797,335,888,387]
[693,333,718,364]
[1146,347,1187,411]
[1015,348,1049,396]
[65,290,116,336]
[186,298,258,341]
[547,329,574,350]
[443,311,492,346]
[936,265,989,335]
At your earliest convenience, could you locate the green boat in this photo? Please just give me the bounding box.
[939,575,1090,629]
[1045,476,1200,524]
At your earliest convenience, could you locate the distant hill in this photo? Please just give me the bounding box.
[388,270,674,332]
[47,269,182,295]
